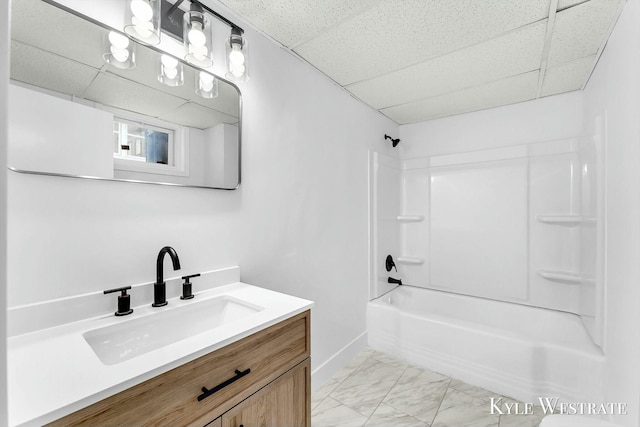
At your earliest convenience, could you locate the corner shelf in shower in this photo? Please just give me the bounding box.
[536,215,597,226]
[397,215,424,222]
[536,269,582,284]
[397,256,424,265]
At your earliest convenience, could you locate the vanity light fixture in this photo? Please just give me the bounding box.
[158,54,184,86]
[124,0,161,45]
[196,71,218,98]
[104,31,136,69]
[183,1,213,68]
[225,27,248,82]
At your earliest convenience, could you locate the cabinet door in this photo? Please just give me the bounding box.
[221,359,310,427]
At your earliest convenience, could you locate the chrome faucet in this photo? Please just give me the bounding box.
[152,246,181,307]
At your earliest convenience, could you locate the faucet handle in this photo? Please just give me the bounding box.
[180,274,200,300]
[104,286,134,316]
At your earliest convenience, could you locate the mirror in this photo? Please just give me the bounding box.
[8,0,241,189]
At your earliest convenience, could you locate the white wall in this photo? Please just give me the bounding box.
[5,0,398,392]
[400,91,584,158]
[583,0,640,425]
[233,23,398,376]
[9,84,114,178]
[0,0,8,424]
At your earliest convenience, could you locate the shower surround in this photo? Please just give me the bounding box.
[368,127,604,404]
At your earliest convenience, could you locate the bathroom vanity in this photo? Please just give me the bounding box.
[48,311,311,426]
[7,268,313,427]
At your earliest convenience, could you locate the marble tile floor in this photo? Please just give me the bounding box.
[311,347,546,427]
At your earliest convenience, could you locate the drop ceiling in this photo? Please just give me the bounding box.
[216,0,625,124]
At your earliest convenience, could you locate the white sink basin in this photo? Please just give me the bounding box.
[83,295,264,365]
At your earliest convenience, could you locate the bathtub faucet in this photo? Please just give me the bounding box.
[388,277,403,286]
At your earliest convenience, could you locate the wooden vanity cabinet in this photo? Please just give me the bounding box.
[219,359,310,427]
[48,310,310,427]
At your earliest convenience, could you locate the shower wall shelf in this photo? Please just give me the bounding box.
[537,269,582,284]
[397,215,424,222]
[397,257,425,265]
[536,215,597,226]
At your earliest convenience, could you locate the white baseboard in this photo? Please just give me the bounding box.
[311,331,368,391]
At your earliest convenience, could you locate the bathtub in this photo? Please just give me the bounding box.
[367,286,605,404]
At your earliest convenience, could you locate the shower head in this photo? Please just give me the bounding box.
[384,134,400,147]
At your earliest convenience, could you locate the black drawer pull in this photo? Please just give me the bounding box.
[197,368,251,402]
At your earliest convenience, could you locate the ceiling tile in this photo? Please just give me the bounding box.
[83,73,187,118]
[157,102,239,129]
[218,0,380,47]
[294,0,550,86]
[12,0,105,69]
[541,55,595,96]
[347,21,546,109]
[380,71,539,124]
[548,0,623,67]
[10,41,100,96]
[557,0,589,10]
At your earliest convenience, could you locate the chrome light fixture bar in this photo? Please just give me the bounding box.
[117,0,248,97]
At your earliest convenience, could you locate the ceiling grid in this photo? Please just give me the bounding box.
[217,0,625,124]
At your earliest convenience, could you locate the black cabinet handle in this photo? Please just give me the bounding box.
[197,368,251,402]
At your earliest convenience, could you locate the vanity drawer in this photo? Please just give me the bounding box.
[48,310,310,427]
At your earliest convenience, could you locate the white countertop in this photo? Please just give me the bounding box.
[8,282,313,427]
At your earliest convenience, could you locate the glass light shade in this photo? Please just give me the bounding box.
[157,54,184,86]
[225,29,248,82]
[103,31,136,69]
[124,0,161,45]
[183,11,213,68]
[195,71,218,99]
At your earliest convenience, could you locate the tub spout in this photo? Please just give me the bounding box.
[388,277,403,286]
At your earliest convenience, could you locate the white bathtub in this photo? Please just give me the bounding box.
[367,286,605,403]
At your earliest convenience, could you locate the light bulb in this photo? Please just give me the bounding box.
[163,66,178,79]
[229,44,244,65]
[229,63,245,77]
[161,54,178,69]
[108,31,130,49]
[130,0,153,21]
[199,72,214,92]
[132,16,153,38]
[110,45,130,62]
[189,44,209,60]
[188,22,206,46]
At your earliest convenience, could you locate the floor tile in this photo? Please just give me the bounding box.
[364,403,429,427]
[449,378,502,401]
[383,366,450,423]
[334,347,377,380]
[311,397,368,427]
[329,356,406,417]
[368,350,409,369]
[311,348,529,427]
[312,347,376,409]
[312,375,344,410]
[431,388,500,427]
